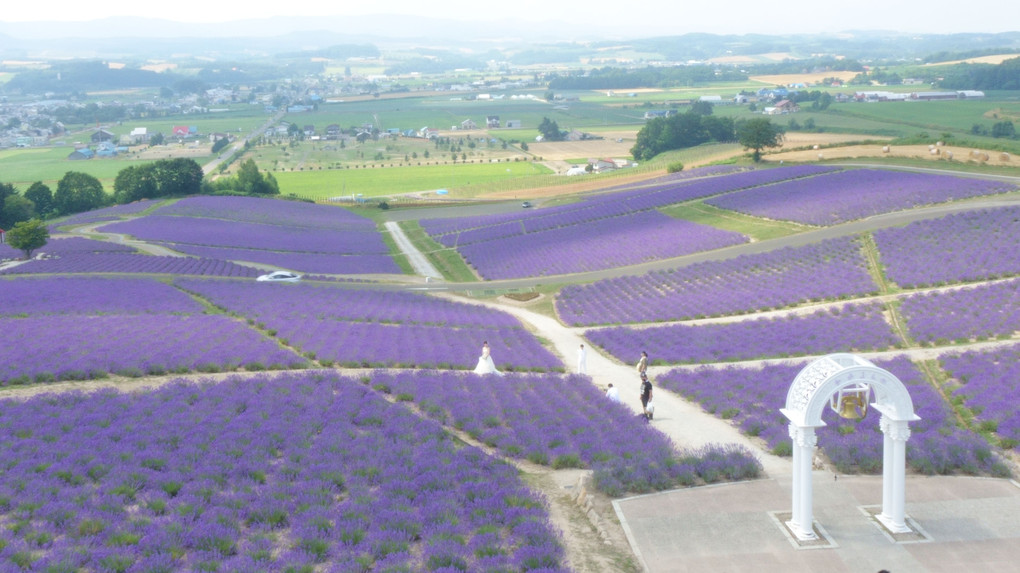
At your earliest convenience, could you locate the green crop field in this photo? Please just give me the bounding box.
[273,161,552,200]
[0,147,145,188]
[820,100,1020,134]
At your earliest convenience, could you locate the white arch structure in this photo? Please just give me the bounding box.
[781,354,920,540]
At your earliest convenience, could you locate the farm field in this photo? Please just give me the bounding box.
[4,161,1020,572]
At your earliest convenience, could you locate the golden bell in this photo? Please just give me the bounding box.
[831,384,870,421]
[837,394,867,420]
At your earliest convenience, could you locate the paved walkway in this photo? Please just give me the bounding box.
[384,221,440,279]
[450,297,1020,573]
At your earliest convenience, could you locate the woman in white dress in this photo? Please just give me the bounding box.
[473,341,501,375]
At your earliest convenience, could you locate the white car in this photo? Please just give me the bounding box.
[256,271,301,282]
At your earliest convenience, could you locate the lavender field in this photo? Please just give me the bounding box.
[656,357,1006,476]
[706,169,1016,226]
[0,276,307,385]
[0,372,569,572]
[874,205,1020,288]
[96,196,398,275]
[421,165,840,279]
[0,237,135,262]
[898,279,1020,345]
[369,370,762,496]
[177,279,563,371]
[1,253,261,278]
[585,302,900,365]
[940,343,1020,450]
[556,236,876,326]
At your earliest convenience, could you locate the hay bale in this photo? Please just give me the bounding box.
[882,146,890,153]
[812,144,819,150]
[1000,152,1011,162]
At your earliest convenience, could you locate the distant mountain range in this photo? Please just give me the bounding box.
[0,16,1018,64]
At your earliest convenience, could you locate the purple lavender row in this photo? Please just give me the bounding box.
[154,195,377,230]
[0,314,306,384]
[657,356,1005,475]
[276,322,562,371]
[52,201,157,228]
[706,169,1016,226]
[460,211,747,280]
[557,236,876,326]
[423,164,839,238]
[0,253,261,278]
[1,236,135,261]
[99,215,390,255]
[372,370,762,495]
[0,276,203,316]
[940,344,1020,450]
[874,206,1020,288]
[177,278,522,328]
[586,302,900,365]
[592,164,751,194]
[0,373,567,571]
[899,279,1020,344]
[168,244,400,275]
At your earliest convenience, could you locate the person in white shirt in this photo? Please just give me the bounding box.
[605,383,621,402]
[578,343,588,375]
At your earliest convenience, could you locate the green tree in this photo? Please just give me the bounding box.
[236,159,279,195]
[149,132,166,146]
[114,165,158,204]
[737,118,785,162]
[690,100,713,115]
[0,182,15,228]
[54,171,106,215]
[3,195,35,228]
[23,182,53,217]
[992,121,1016,139]
[212,138,230,154]
[537,117,563,141]
[6,218,49,259]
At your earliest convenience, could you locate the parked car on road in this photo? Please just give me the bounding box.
[522,201,532,208]
[256,271,301,282]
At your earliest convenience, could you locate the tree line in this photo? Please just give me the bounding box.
[0,158,279,234]
[630,107,783,162]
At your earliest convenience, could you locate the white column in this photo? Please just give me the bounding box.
[880,415,894,515]
[878,418,912,533]
[787,424,819,540]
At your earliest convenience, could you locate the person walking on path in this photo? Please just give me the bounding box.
[578,343,588,375]
[640,372,653,421]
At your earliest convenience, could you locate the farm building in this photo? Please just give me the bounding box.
[957,90,986,99]
[129,127,148,143]
[486,116,500,128]
[911,91,959,101]
[90,129,114,143]
[643,110,676,119]
[505,120,522,128]
[461,119,478,130]
[172,126,189,137]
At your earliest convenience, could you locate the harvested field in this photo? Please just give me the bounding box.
[749,71,860,86]
[135,145,213,161]
[925,53,1020,66]
[765,143,1016,166]
[528,136,637,161]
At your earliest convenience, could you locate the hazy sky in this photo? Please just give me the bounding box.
[1,0,1018,36]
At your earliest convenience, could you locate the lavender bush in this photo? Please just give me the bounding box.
[167,244,400,275]
[154,195,377,230]
[0,372,568,571]
[99,215,389,255]
[873,206,1020,287]
[1,253,261,278]
[371,370,762,496]
[586,302,900,365]
[706,169,1016,226]
[177,279,563,371]
[1,237,135,261]
[556,236,877,326]
[0,277,203,316]
[940,343,1020,450]
[0,314,306,384]
[458,211,746,279]
[899,279,1020,345]
[657,356,1005,476]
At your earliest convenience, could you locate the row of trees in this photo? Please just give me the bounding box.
[1,156,281,233]
[630,109,784,162]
